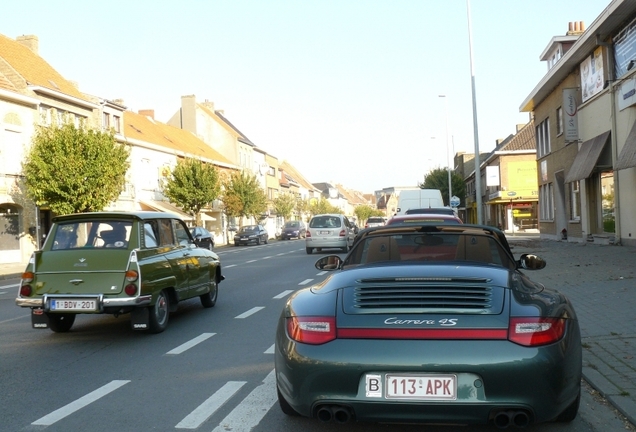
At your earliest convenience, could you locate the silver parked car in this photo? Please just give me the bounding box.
[305,214,355,254]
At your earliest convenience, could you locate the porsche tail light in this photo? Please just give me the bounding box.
[508,317,566,347]
[287,316,336,345]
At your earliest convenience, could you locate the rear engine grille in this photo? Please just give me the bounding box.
[351,279,495,312]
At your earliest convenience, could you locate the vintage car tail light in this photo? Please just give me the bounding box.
[125,270,139,282]
[508,317,566,347]
[287,316,336,345]
[124,284,138,296]
[21,271,34,283]
[339,229,346,237]
[19,285,33,296]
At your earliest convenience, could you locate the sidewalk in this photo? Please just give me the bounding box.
[507,237,636,426]
[2,238,635,426]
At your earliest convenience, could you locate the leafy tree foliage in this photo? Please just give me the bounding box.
[163,158,221,225]
[22,122,129,215]
[272,193,297,220]
[296,197,310,221]
[221,171,268,222]
[308,198,342,216]
[420,168,466,207]
[354,205,377,223]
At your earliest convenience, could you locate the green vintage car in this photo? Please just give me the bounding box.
[15,211,223,334]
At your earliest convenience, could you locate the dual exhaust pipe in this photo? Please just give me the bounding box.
[316,404,353,424]
[493,409,531,428]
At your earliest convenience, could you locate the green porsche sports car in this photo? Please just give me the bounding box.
[274,224,582,428]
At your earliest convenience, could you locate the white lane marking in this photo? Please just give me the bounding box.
[0,314,28,324]
[166,333,216,355]
[262,256,272,260]
[175,381,246,429]
[264,344,275,354]
[235,307,265,319]
[317,271,328,276]
[246,260,257,263]
[299,279,313,285]
[276,253,286,256]
[211,370,277,432]
[273,290,293,299]
[224,264,237,268]
[32,380,130,426]
[0,283,19,290]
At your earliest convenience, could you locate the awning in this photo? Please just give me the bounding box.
[615,121,636,170]
[139,200,193,221]
[565,131,611,183]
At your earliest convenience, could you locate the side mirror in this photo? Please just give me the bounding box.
[518,253,546,270]
[315,255,342,271]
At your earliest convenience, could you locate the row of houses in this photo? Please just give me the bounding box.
[0,33,370,265]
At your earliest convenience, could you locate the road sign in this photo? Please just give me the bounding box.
[450,195,460,207]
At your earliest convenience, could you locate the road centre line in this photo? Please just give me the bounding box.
[235,307,265,319]
[317,271,328,275]
[246,259,257,263]
[273,290,294,299]
[175,381,246,429]
[264,344,274,354]
[299,279,313,285]
[262,256,272,259]
[166,333,216,355]
[32,380,130,426]
[224,264,237,268]
[0,283,18,290]
[211,369,277,432]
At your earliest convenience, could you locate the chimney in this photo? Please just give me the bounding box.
[138,109,155,119]
[16,35,39,54]
[202,99,215,110]
[566,21,585,36]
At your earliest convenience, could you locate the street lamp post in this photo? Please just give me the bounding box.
[439,95,452,207]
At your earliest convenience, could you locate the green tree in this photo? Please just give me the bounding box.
[354,204,376,223]
[221,170,268,223]
[308,197,342,216]
[420,168,466,207]
[22,122,129,215]
[272,193,297,220]
[163,158,221,225]
[296,197,310,221]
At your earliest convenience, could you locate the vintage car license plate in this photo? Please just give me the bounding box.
[51,299,98,311]
[385,374,457,400]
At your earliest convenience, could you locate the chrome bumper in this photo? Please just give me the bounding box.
[15,294,152,310]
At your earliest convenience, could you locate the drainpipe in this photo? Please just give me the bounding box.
[609,80,622,245]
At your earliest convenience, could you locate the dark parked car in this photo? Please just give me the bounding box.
[190,226,215,250]
[275,224,581,427]
[15,211,223,334]
[281,220,307,240]
[234,224,269,246]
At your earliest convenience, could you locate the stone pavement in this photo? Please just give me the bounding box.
[507,236,636,427]
[1,237,635,426]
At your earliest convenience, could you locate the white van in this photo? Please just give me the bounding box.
[395,189,445,215]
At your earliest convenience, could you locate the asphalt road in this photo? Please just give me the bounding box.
[0,240,633,432]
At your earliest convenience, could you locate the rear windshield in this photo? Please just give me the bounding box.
[310,216,342,228]
[344,232,515,269]
[285,221,300,228]
[51,220,132,250]
[367,217,384,223]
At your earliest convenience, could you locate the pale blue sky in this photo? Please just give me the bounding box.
[3,0,609,193]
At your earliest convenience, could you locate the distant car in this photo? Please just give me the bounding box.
[275,223,582,427]
[190,226,215,250]
[305,214,355,254]
[281,220,307,240]
[364,217,386,228]
[405,207,456,215]
[387,213,463,226]
[234,224,269,246]
[15,211,223,334]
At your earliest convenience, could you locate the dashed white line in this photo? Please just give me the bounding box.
[235,307,265,319]
[32,380,130,426]
[211,370,277,432]
[246,260,257,263]
[273,290,294,299]
[0,283,19,290]
[299,279,313,285]
[224,264,237,268]
[166,333,216,355]
[264,344,275,354]
[317,270,328,276]
[176,381,246,429]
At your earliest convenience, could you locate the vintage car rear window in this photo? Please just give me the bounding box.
[51,220,132,250]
